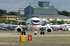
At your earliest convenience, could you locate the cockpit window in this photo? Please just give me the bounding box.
[31,20,40,23]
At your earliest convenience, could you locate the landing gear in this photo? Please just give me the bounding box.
[40,31,45,35]
[21,31,26,35]
[40,28,45,35]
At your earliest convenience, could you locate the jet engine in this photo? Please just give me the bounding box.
[40,27,53,32]
[47,28,53,32]
[16,26,23,32]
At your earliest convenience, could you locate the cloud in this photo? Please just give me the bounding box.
[51,0,70,11]
[0,0,28,11]
[0,0,70,12]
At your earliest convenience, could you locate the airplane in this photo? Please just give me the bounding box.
[0,17,63,32]
[60,24,70,31]
[16,17,53,32]
[0,23,26,31]
[50,24,70,31]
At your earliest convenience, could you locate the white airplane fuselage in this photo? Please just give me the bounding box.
[26,17,41,30]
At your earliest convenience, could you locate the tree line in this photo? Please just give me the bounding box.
[0,9,19,16]
[57,11,70,16]
[0,9,70,16]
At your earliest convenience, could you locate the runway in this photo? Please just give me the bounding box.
[0,33,70,45]
[0,45,70,46]
[0,33,70,37]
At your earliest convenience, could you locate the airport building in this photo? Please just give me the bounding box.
[25,1,58,18]
[0,15,18,23]
[24,1,70,23]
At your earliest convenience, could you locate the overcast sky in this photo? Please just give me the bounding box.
[0,0,70,12]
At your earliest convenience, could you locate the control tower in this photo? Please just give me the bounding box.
[38,1,49,7]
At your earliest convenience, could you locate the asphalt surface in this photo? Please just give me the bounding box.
[0,33,70,46]
[0,33,70,37]
[0,45,70,46]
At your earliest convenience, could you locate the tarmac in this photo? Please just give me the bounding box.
[0,45,70,46]
[0,33,70,37]
[0,33,70,46]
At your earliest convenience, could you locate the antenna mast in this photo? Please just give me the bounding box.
[30,3,32,18]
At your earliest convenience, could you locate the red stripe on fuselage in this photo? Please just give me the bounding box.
[31,24,41,26]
